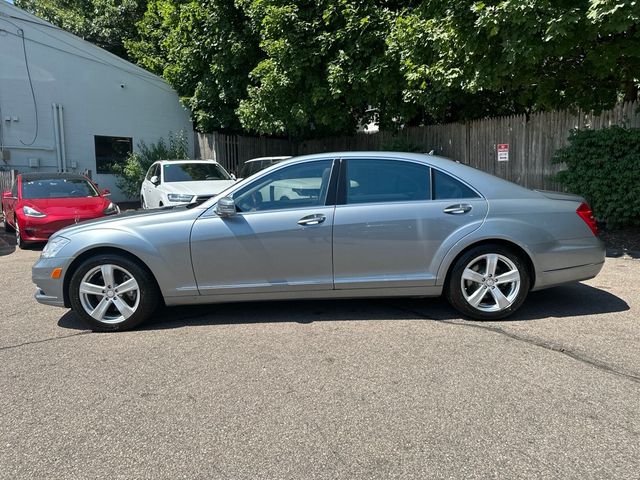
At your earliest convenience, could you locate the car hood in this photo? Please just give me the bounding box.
[162,180,236,196]
[52,206,201,239]
[24,197,108,215]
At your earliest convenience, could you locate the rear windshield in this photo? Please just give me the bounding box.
[163,163,230,182]
[22,178,99,199]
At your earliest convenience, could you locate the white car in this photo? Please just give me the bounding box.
[140,160,236,209]
[237,156,291,180]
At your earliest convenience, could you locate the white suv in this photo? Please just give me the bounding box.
[140,160,236,209]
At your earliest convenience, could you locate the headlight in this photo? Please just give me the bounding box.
[23,205,46,218]
[41,236,70,258]
[103,202,120,215]
[167,193,195,203]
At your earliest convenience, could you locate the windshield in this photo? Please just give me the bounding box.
[163,163,231,182]
[22,178,99,199]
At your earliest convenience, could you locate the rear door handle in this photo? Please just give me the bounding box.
[443,204,472,215]
[298,214,326,226]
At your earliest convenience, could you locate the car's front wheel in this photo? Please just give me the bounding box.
[15,216,26,249]
[446,244,530,320]
[69,254,160,331]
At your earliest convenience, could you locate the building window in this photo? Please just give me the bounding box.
[94,136,132,174]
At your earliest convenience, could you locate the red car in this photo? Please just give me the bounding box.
[1,173,119,248]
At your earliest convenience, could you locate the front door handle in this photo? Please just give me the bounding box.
[298,214,326,226]
[443,204,472,215]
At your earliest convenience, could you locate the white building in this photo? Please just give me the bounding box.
[0,1,193,201]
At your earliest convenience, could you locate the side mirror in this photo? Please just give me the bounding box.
[150,175,159,186]
[2,190,12,199]
[102,188,111,196]
[215,196,236,218]
[230,173,237,181]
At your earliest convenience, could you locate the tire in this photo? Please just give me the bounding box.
[3,211,14,232]
[15,216,26,250]
[68,253,160,331]
[445,244,530,320]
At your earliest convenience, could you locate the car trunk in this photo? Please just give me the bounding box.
[534,189,585,203]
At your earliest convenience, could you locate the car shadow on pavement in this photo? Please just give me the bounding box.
[0,223,16,256]
[57,282,630,331]
[0,223,46,255]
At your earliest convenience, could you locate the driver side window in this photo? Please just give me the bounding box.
[232,160,333,213]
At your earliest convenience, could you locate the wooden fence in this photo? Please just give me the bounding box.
[195,101,640,190]
[195,133,294,177]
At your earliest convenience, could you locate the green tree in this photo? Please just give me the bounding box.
[126,0,261,133]
[236,0,409,138]
[113,131,189,199]
[15,0,148,60]
[19,1,640,138]
[389,0,640,122]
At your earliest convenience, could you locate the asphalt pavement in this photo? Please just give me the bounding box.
[1,228,639,479]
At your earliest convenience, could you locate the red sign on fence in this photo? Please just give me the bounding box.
[497,144,509,162]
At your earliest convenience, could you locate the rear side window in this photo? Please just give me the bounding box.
[345,159,430,204]
[433,170,479,200]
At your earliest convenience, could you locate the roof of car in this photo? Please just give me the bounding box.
[244,156,291,163]
[156,159,220,165]
[275,151,538,200]
[19,172,89,182]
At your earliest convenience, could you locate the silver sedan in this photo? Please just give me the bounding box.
[32,152,605,331]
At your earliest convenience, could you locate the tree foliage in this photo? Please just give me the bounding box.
[389,0,640,123]
[126,0,260,133]
[15,0,148,60]
[113,131,189,199]
[16,0,640,138]
[236,0,410,138]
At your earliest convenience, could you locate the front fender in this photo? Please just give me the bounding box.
[60,223,197,299]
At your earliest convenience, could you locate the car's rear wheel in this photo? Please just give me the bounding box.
[2,211,13,232]
[69,254,160,331]
[446,244,530,320]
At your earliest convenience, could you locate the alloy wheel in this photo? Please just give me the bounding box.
[15,218,21,247]
[460,253,521,313]
[78,264,140,324]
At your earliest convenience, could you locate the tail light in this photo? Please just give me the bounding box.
[576,202,598,236]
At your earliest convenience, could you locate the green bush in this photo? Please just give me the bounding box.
[553,126,640,228]
[113,131,189,199]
